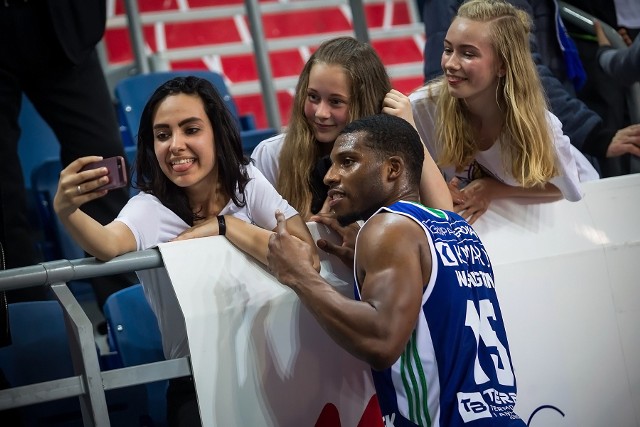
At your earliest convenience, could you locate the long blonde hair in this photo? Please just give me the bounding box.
[277,37,391,218]
[435,0,557,187]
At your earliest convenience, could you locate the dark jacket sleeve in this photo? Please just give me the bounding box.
[47,0,108,65]
[519,0,610,157]
[597,38,640,87]
[534,49,610,157]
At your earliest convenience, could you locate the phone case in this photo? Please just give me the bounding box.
[79,156,128,191]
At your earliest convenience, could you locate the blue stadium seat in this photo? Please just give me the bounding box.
[103,284,167,427]
[18,94,137,268]
[17,95,60,189]
[30,145,137,261]
[16,96,65,265]
[114,70,277,153]
[0,300,151,426]
[29,160,91,306]
[30,159,85,262]
[29,149,136,302]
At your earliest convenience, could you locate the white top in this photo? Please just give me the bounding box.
[114,163,298,359]
[250,133,286,188]
[409,84,599,202]
[614,0,640,29]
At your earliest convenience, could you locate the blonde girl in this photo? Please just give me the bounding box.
[410,0,598,224]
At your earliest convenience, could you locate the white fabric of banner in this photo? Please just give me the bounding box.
[158,174,640,427]
[158,222,376,427]
[472,174,640,427]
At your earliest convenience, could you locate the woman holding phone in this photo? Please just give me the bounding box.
[53,76,319,427]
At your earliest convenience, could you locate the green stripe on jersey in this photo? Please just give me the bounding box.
[407,201,447,219]
[400,331,432,426]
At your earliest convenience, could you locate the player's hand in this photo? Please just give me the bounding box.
[268,210,317,286]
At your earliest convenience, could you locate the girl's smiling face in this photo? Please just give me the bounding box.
[152,93,217,190]
[441,17,504,107]
[304,63,351,148]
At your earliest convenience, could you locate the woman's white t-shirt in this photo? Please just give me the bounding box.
[410,83,599,202]
[114,163,297,359]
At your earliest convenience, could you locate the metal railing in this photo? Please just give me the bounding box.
[0,250,191,427]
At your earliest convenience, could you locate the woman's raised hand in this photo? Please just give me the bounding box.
[53,156,110,218]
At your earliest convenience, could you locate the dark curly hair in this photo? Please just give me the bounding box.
[340,114,424,186]
[134,76,250,225]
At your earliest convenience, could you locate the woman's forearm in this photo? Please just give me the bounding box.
[59,210,135,261]
[224,215,320,271]
[224,215,271,265]
[490,180,563,200]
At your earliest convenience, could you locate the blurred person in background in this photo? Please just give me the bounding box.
[0,0,136,311]
[421,0,640,177]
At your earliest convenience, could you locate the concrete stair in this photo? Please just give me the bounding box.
[104,0,426,129]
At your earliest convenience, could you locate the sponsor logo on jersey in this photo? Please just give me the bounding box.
[457,392,492,422]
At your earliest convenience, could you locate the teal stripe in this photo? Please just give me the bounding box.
[405,337,423,426]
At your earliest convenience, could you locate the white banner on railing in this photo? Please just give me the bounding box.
[471,174,640,427]
[159,173,640,427]
[159,223,380,427]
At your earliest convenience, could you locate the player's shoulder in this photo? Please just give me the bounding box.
[359,211,425,247]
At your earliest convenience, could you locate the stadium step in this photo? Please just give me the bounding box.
[104,0,426,128]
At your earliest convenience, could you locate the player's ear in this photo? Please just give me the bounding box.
[386,156,403,181]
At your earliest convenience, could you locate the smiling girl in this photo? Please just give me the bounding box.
[410,0,599,224]
[53,76,317,426]
[251,36,452,221]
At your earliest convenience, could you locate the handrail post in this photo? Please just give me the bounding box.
[123,0,150,74]
[348,0,370,43]
[244,0,281,131]
[51,283,111,427]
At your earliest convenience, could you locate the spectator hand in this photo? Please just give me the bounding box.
[618,27,633,47]
[310,213,360,267]
[452,177,496,225]
[382,89,416,128]
[594,20,633,48]
[53,156,109,218]
[267,211,317,286]
[448,177,465,205]
[594,20,611,47]
[606,124,640,158]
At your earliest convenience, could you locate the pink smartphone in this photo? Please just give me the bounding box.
[80,156,128,191]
